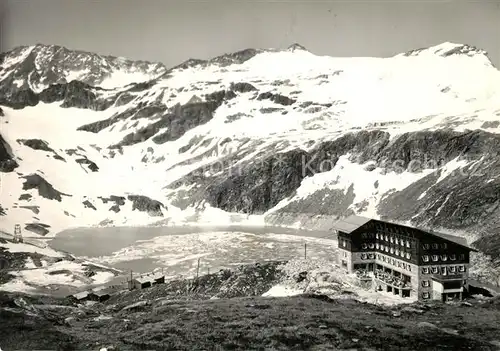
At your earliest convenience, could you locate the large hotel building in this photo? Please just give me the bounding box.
[333,215,476,301]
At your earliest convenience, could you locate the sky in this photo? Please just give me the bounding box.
[1,0,499,68]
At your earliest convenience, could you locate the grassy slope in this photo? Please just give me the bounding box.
[1,292,500,350]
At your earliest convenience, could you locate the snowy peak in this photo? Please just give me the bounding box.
[286,43,308,52]
[0,44,167,92]
[401,42,494,67]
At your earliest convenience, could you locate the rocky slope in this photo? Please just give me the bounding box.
[1,42,500,261]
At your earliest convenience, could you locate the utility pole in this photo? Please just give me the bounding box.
[304,243,307,259]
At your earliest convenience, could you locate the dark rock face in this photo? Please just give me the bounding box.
[0,205,6,216]
[257,92,296,106]
[24,223,51,236]
[82,200,97,210]
[127,195,166,217]
[111,90,232,148]
[18,194,32,201]
[98,196,126,206]
[19,206,40,214]
[17,139,54,153]
[168,129,500,237]
[0,107,4,116]
[21,174,71,202]
[170,48,262,71]
[75,158,99,172]
[0,81,113,110]
[38,81,113,110]
[0,134,19,172]
[229,82,258,93]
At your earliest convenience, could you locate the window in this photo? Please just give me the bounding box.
[383,256,386,262]
[385,235,389,241]
[390,247,394,254]
[459,265,466,272]
[376,243,380,249]
[441,267,447,276]
[406,253,411,260]
[431,255,439,262]
[422,280,430,287]
[369,253,375,259]
[432,243,439,249]
[422,267,429,274]
[431,267,439,274]
[408,265,412,272]
[369,243,375,249]
[406,240,411,248]
[361,233,366,239]
[441,255,447,262]
[362,243,368,250]
[391,259,396,266]
[450,254,456,261]
[400,251,405,258]
[441,243,448,249]
[459,254,465,260]
[377,254,380,260]
[398,261,402,268]
[395,249,400,256]
[344,252,347,258]
[403,263,407,269]
[390,236,394,243]
[395,237,399,245]
[449,266,457,274]
[422,292,430,299]
[385,246,389,253]
[422,255,430,262]
[361,253,367,260]
[376,233,380,239]
[423,244,430,250]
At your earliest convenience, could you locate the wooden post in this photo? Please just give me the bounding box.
[304,243,307,259]
[196,258,200,279]
[207,267,210,275]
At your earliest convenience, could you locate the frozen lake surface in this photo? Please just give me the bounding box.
[49,225,338,276]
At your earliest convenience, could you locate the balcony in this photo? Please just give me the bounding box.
[375,270,411,289]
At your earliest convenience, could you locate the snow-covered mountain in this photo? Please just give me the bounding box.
[1,42,500,257]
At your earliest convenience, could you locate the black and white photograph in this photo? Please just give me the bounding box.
[0,0,500,350]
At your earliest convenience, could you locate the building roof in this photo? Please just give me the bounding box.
[72,291,89,300]
[92,288,111,297]
[332,215,476,252]
[427,230,470,248]
[133,276,154,284]
[150,273,165,281]
[331,215,372,233]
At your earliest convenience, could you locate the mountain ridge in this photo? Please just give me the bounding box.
[1,40,500,271]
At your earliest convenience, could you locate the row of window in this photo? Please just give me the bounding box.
[378,254,413,272]
[421,265,466,275]
[375,232,411,248]
[358,251,415,273]
[359,242,412,259]
[422,243,447,250]
[422,254,464,263]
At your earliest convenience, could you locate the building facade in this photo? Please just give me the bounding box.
[334,215,476,301]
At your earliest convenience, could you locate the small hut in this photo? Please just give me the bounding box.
[89,288,111,302]
[151,272,165,285]
[68,290,90,303]
[130,276,152,290]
